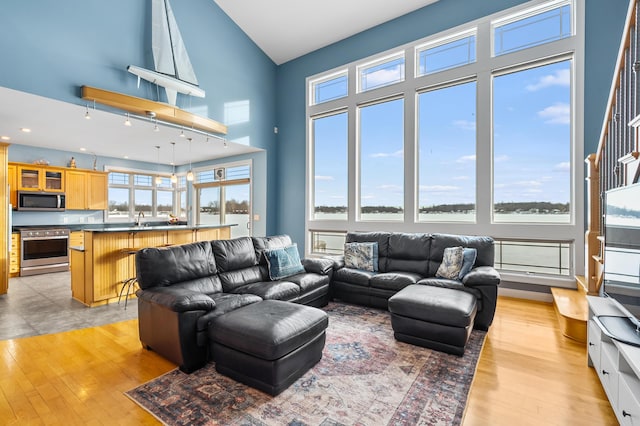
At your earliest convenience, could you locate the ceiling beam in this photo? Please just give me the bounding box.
[81,86,227,135]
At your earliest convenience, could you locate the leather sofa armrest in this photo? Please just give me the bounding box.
[136,287,216,312]
[302,257,334,275]
[462,266,501,287]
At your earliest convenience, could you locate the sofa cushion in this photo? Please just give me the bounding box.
[436,246,464,279]
[232,281,300,301]
[286,273,330,293]
[211,237,257,272]
[136,241,216,289]
[369,272,421,291]
[333,267,375,287]
[219,266,264,293]
[264,244,305,280]
[344,242,379,272]
[386,233,431,276]
[462,266,501,287]
[417,277,483,302]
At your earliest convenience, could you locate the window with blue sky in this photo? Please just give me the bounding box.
[306,0,582,281]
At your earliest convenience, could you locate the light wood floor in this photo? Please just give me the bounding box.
[0,297,617,425]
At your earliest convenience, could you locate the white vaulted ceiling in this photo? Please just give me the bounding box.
[214,0,439,64]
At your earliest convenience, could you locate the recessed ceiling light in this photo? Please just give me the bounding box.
[20,128,31,133]
[124,156,129,159]
[0,136,10,141]
[80,147,87,151]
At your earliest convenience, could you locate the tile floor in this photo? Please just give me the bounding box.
[0,271,138,340]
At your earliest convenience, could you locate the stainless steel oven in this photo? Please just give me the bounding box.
[20,228,70,276]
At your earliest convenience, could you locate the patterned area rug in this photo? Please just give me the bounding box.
[126,303,485,425]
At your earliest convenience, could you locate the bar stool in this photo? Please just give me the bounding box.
[118,247,141,309]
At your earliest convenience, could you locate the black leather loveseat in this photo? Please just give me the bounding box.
[135,235,333,372]
[331,232,500,330]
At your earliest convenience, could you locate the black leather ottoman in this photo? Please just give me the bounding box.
[388,284,477,356]
[208,300,328,395]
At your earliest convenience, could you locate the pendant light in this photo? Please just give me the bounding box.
[170,142,178,184]
[186,137,194,181]
[154,146,162,185]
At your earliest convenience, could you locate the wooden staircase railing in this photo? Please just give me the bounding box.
[585,0,640,295]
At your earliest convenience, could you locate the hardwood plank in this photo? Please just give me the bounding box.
[0,297,616,425]
[463,297,616,425]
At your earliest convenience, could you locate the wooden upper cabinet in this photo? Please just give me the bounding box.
[65,169,108,210]
[66,170,88,210]
[87,172,108,210]
[17,165,65,192]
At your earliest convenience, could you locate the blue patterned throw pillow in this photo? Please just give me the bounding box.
[344,242,379,272]
[459,247,477,279]
[264,244,306,280]
[436,246,464,280]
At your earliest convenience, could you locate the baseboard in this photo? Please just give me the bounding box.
[498,287,553,302]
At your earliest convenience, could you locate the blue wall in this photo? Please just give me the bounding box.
[1,0,631,246]
[274,0,629,249]
[0,0,277,233]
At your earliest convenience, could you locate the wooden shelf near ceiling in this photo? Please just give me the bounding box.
[81,85,227,135]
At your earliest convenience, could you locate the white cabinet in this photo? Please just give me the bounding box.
[587,296,640,425]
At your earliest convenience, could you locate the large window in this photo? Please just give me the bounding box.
[306,0,583,283]
[359,98,404,221]
[493,60,571,223]
[194,162,252,238]
[312,112,348,220]
[418,81,476,222]
[107,171,183,222]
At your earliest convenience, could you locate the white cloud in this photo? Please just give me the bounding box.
[495,155,509,163]
[538,103,570,125]
[554,162,571,172]
[361,195,376,200]
[456,154,476,163]
[330,195,345,199]
[419,185,461,192]
[453,119,476,131]
[378,184,403,191]
[452,176,470,181]
[526,69,570,91]
[315,175,334,181]
[371,149,403,158]
[364,68,402,87]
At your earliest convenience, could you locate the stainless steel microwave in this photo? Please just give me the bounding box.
[17,191,66,211]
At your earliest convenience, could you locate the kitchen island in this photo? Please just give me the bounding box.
[70,224,233,307]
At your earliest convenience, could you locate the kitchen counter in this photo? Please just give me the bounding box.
[82,223,236,232]
[70,224,233,307]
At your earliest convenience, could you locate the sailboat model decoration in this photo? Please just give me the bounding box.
[128,0,205,106]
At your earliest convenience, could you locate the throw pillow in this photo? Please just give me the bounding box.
[344,242,379,272]
[459,247,478,279]
[436,246,464,280]
[264,244,305,280]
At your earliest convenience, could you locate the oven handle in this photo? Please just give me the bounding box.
[21,236,69,241]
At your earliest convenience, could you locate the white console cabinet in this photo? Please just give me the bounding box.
[587,296,640,425]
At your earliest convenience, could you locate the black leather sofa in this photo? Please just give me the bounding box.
[135,235,333,373]
[331,232,500,330]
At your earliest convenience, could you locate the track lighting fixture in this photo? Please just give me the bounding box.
[179,129,185,138]
[224,140,228,148]
[153,119,160,132]
[124,113,132,127]
[84,104,91,120]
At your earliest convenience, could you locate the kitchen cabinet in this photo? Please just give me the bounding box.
[7,164,16,207]
[17,164,65,192]
[66,170,108,210]
[9,233,20,277]
[68,231,84,268]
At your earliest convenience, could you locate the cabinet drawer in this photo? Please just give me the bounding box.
[588,320,601,368]
[618,373,640,425]
[598,343,619,404]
